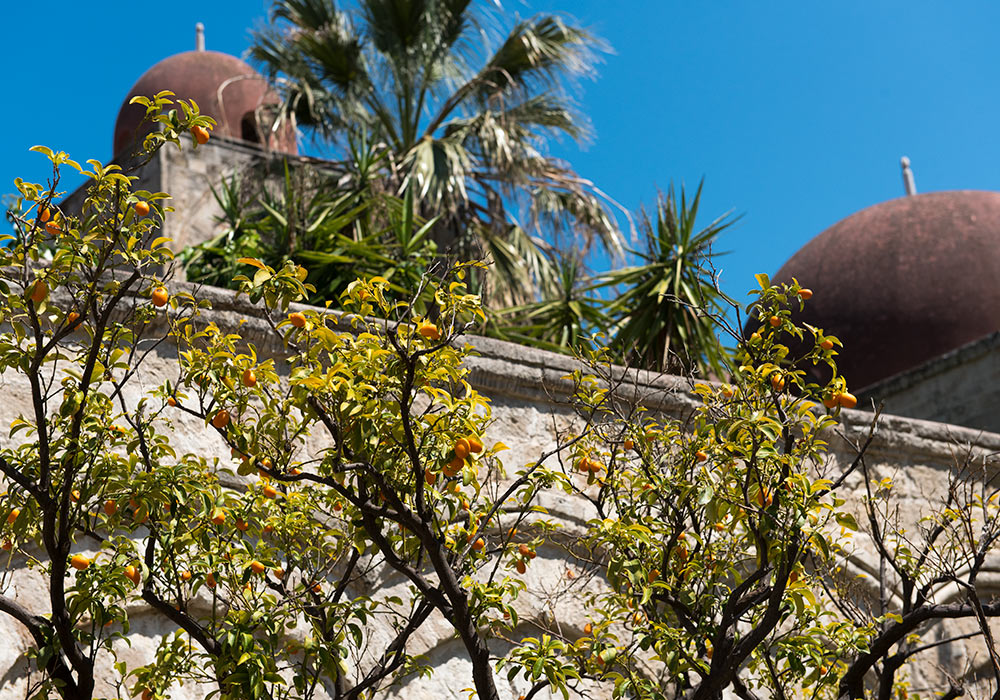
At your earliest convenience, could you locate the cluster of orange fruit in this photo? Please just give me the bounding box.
[824,391,858,409]
[513,542,537,574]
[576,455,603,474]
[438,435,484,479]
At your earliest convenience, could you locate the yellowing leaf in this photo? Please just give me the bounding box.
[237,257,267,270]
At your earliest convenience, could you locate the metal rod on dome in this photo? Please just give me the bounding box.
[901,156,916,196]
[196,23,205,52]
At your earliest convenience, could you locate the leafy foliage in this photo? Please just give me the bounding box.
[4,103,999,700]
[182,140,438,304]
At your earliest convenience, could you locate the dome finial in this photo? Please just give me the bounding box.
[901,156,916,196]
[196,22,205,51]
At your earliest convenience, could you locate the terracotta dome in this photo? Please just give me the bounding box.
[113,50,297,157]
[770,191,1000,390]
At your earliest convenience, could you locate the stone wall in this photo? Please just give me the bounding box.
[859,331,1000,435]
[60,136,312,279]
[2,284,999,698]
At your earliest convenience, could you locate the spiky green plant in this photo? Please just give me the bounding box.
[601,182,736,377]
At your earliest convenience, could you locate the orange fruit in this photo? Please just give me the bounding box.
[624,438,634,452]
[151,287,169,308]
[250,560,267,575]
[467,436,484,453]
[211,410,230,429]
[288,467,301,475]
[134,201,150,217]
[70,554,91,570]
[820,338,834,351]
[425,470,437,486]
[142,689,153,700]
[206,572,217,588]
[242,368,256,388]
[789,570,799,584]
[518,544,531,558]
[38,206,51,222]
[192,125,210,144]
[823,394,840,409]
[210,508,226,526]
[262,484,278,499]
[577,456,592,473]
[515,560,526,574]
[166,396,177,407]
[453,438,471,460]
[721,386,735,398]
[236,519,249,532]
[125,565,140,585]
[333,501,343,512]
[1,540,12,551]
[70,489,81,503]
[443,456,464,477]
[770,373,785,391]
[7,508,19,525]
[28,280,48,304]
[768,315,781,328]
[648,569,659,583]
[273,567,285,579]
[66,311,80,327]
[472,537,485,552]
[695,450,709,463]
[417,322,440,340]
[798,288,813,300]
[288,311,306,328]
[45,221,61,236]
[837,392,858,409]
[181,570,192,582]
[584,622,593,635]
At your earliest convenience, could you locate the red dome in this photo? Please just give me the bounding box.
[772,191,1000,389]
[114,50,296,157]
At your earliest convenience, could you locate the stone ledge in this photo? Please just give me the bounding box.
[44,276,1000,463]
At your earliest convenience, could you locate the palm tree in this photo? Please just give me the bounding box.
[600,182,737,378]
[250,0,623,306]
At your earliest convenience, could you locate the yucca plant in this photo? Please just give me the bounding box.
[489,252,610,353]
[601,182,737,377]
[182,151,437,302]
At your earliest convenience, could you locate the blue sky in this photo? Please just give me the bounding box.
[3,2,1000,306]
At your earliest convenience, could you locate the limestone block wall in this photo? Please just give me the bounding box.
[1,284,999,698]
[859,331,1000,434]
[59,136,299,276]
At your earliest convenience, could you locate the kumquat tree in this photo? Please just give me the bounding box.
[3,97,1000,700]
[0,99,578,700]
[529,277,1000,700]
